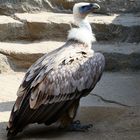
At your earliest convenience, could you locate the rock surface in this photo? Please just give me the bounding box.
[0,12,139,42]
[0,41,63,70]
[0,12,140,71]
[0,0,140,14]
[0,41,140,71]
[0,15,26,41]
[0,54,12,73]
[0,72,140,139]
[94,42,140,70]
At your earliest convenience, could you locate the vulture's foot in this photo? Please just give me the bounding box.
[67,120,93,132]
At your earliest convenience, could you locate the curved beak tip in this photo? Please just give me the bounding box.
[92,3,100,10]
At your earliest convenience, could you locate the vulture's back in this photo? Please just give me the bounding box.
[7,40,105,137]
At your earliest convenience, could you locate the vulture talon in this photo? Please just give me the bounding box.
[67,120,93,132]
[73,120,81,125]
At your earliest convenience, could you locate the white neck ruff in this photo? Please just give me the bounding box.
[67,19,96,48]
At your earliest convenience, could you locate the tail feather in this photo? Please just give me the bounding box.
[7,96,78,138]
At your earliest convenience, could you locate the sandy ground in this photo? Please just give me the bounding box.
[0,72,140,139]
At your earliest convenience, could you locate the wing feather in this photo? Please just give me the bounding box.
[15,43,105,110]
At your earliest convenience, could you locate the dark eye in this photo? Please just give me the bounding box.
[79,6,88,13]
[81,6,87,9]
[79,4,93,14]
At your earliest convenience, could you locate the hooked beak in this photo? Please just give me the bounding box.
[79,3,100,15]
[91,3,100,11]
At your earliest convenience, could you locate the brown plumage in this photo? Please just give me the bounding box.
[7,40,105,137]
[7,2,105,138]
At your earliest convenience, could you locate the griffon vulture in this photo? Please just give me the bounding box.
[7,2,105,138]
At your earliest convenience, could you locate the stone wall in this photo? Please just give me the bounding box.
[0,0,140,15]
[50,0,140,13]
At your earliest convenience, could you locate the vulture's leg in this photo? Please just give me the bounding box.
[59,99,93,131]
[59,99,80,128]
[67,120,93,131]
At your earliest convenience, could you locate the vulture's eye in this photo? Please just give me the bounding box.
[81,4,93,10]
[81,6,87,9]
[79,5,89,13]
[79,4,93,14]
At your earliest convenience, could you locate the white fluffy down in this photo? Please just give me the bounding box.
[67,27,96,48]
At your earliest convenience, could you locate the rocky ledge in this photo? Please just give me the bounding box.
[0,41,140,72]
[0,12,139,43]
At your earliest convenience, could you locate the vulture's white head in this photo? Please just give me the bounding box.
[73,3,100,25]
[68,3,100,48]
